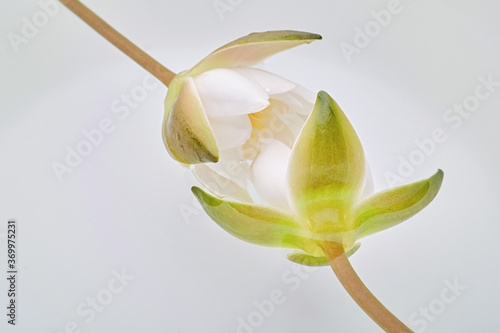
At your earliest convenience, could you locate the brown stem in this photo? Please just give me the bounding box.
[59,0,175,87]
[322,242,413,333]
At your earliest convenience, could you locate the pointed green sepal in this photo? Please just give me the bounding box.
[288,91,366,224]
[188,30,322,76]
[287,242,361,266]
[353,169,444,239]
[162,77,219,164]
[192,186,304,248]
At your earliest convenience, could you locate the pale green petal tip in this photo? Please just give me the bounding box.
[164,136,219,165]
[426,168,444,199]
[434,169,445,185]
[314,90,347,118]
[192,186,219,206]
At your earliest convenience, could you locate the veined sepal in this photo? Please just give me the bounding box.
[162,76,219,164]
[192,186,307,248]
[353,169,444,239]
[288,91,366,223]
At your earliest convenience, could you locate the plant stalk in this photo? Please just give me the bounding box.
[59,0,175,87]
[322,242,413,332]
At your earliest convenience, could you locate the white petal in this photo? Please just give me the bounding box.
[194,68,270,117]
[257,115,295,149]
[273,85,315,116]
[269,105,306,140]
[291,85,316,104]
[251,140,292,212]
[208,115,252,150]
[218,146,245,163]
[193,164,253,203]
[207,149,250,189]
[234,68,296,95]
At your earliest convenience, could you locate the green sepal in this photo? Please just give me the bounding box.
[288,91,366,224]
[287,242,361,267]
[353,169,444,239]
[287,252,329,266]
[162,77,219,164]
[188,30,322,76]
[192,187,304,248]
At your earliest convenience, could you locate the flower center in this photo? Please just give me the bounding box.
[248,104,272,134]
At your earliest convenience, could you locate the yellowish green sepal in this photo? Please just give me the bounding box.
[192,186,304,248]
[288,91,365,225]
[353,169,444,239]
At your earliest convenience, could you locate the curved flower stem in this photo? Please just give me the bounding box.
[59,0,176,87]
[322,242,413,333]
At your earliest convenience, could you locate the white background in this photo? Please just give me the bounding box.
[1,0,499,332]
